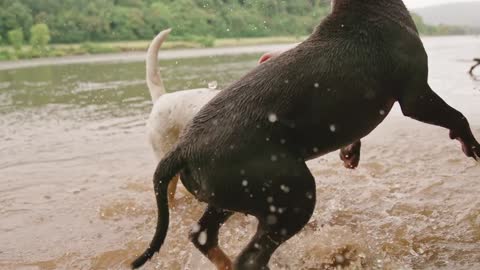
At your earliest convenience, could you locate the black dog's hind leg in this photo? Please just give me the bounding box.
[399,83,480,160]
[233,161,316,270]
[190,205,234,270]
[340,140,362,169]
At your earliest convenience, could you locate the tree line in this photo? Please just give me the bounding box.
[1,0,476,49]
[0,0,332,44]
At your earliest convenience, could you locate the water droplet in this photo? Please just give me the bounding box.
[314,83,319,88]
[191,223,201,233]
[271,155,278,162]
[280,139,286,144]
[198,231,207,245]
[208,81,218,89]
[268,113,278,123]
[267,215,278,225]
[267,196,274,203]
[242,180,248,186]
[329,124,336,132]
[335,254,345,263]
[280,185,290,193]
[379,110,386,115]
[270,205,276,212]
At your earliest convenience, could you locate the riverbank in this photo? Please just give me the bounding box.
[1,35,478,72]
[0,42,297,71]
[0,36,304,63]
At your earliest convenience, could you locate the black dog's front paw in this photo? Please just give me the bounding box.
[339,142,361,169]
[469,144,480,162]
[449,130,480,161]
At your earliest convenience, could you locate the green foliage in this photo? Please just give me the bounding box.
[0,49,15,60]
[30,23,51,50]
[0,1,474,45]
[183,35,215,47]
[80,42,121,54]
[0,0,331,43]
[0,1,33,41]
[7,28,24,51]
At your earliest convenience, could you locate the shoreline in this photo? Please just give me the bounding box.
[0,43,295,71]
[1,35,478,71]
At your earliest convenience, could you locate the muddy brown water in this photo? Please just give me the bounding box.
[1,36,479,270]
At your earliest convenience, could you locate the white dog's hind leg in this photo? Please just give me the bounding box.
[167,175,180,207]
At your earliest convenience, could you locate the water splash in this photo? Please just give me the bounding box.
[208,81,218,90]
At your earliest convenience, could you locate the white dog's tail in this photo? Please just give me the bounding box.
[146,29,171,102]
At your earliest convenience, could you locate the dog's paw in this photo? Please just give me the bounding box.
[472,145,480,163]
[460,141,479,162]
[339,142,361,169]
[449,130,480,162]
[340,152,359,169]
[339,149,360,169]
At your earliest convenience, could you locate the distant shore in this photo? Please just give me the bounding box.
[1,35,478,71]
[0,36,303,66]
[0,42,298,71]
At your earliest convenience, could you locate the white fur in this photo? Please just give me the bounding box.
[145,29,220,162]
[147,89,219,160]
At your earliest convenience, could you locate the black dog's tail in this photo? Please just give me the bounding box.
[131,148,184,269]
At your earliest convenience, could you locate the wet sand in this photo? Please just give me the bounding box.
[0,36,479,270]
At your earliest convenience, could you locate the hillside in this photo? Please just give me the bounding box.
[414,2,480,27]
[0,0,330,44]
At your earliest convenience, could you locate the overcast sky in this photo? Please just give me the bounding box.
[403,0,480,8]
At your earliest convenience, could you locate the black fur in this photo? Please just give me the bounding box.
[132,0,480,269]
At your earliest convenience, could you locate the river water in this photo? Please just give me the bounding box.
[0,36,479,270]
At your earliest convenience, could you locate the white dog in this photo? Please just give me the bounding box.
[145,29,280,204]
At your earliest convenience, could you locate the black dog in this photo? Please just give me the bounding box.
[132,0,480,269]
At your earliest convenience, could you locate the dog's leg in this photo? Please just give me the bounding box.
[233,198,316,270]
[190,206,234,270]
[399,83,480,161]
[167,175,179,206]
[233,161,316,270]
[469,58,480,76]
[339,140,361,169]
